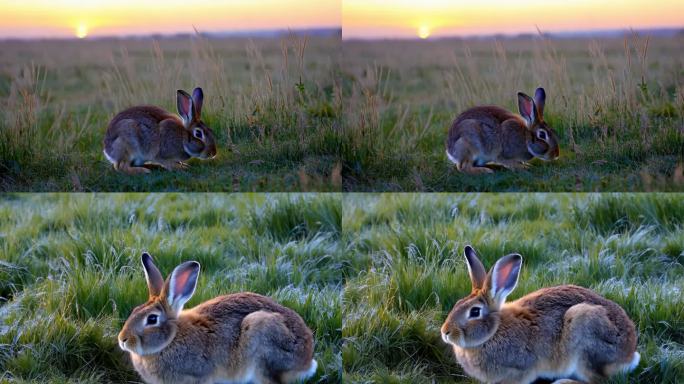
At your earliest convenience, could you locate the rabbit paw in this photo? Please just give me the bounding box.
[159,160,189,171]
[461,165,494,175]
[119,164,152,175]
[498,160,530,171]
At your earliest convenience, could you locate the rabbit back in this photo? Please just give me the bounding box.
[518,285,637,371]
[458,285,637,383]
[447,106,515,148]
[446,88,560,172]
[451,106,518,129]
[197,292,315,371]
[133,292,314,384]
[442,247,637,383]
[103,106,182,167]
[104,106,178,147]
[446,106,530,169]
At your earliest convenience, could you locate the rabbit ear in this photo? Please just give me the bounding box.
[534,88,546,119]
[517,92,536,128]
[164,261,200,314]
[488,254,522,307]
[192,87,203,119]
[177,90,194,127]
[464,245,487,291]
[141,252,164,297]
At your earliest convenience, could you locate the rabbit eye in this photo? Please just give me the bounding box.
[537,129,548,141]
[146,314,158,325]
[193,128,204,140]
[469,307,481,318]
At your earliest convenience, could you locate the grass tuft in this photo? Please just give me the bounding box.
[341,35,684,191]
[0,194,343,383]
[0,33,342,192]
[343,193,684,383]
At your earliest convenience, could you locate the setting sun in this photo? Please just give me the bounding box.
[75,23,88,39]
[418,25,430,39]
[0,0,340,39]
[343,0,684,39]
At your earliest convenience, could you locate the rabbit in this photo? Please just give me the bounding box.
[103,87,217,175]
[441,246,639,384]
[445,88,560,174]
[118,253,317,384]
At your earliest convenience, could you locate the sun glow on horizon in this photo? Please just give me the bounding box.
[418,25,431,39]
[0,0,340,39]
[343,0,684,39]
[75,23,88,39]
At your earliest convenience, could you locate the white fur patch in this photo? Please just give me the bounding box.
[441,331,450,344]
[240,366,255,383]
[446,149,460,165]
[441,331,466,348]
[625,352,640,372]
[103,149,116,165]
[118,337,142,356]
[281,359,318,383]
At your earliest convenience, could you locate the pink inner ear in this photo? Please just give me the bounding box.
[174,271,190,296]
[497,263,513,289]
[521,99,533,118]
[180,97,192,117]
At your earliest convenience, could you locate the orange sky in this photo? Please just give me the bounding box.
[0,0,340,39]
[343,0,684,39]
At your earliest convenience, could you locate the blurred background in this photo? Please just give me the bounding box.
[343,0,684,40]
[343,193,684,383]
[0,193,343,382]
[2,0,339,39]
[340,0,684,192]
[0,1,342,192]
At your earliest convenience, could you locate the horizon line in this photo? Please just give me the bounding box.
[342,25,684,41]
[0,26,342,41]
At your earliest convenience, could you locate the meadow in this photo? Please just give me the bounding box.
[343,193,684,383]
[341,34,684,191]
[0,33,342,192]
[0,193,343,383]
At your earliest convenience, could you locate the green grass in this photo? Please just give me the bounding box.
[340,35,684,191]
[4,34,684,192]
[343,193,684,383]
[2,193,683,383]
[0,194,343,383]
[0,34,342,192]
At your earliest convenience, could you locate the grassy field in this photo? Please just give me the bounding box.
[0,33,342,192]
[0,194,343,383]
[341,35,684,191]
[343,193,684,383]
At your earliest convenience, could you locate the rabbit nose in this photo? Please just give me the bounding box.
[440,323,450,335]
[121,337,128,343]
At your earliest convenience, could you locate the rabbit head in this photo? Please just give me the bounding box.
[518,88,560,161]
[441,246,522,348]
[118,253,200,356]
[177,88,218,159]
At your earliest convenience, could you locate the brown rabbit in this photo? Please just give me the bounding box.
[103,88,217,175]
[441,246,639,384]
[118,253,317,384]
[446,88,560,174]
